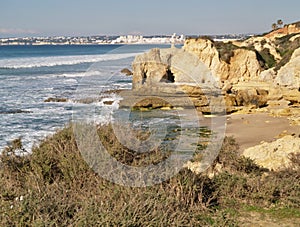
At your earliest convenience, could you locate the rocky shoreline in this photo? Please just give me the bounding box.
[116,29,300,172]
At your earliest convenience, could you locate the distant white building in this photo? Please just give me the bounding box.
[111,34,185,44]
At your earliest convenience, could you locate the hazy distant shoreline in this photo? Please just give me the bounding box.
[0,34,252,46]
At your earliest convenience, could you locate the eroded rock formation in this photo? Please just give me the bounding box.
[275,48,300,88]
[125,34,300,115]
[126,38,269,113]
[183,38,262,84]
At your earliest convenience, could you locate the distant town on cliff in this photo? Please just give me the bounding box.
[0,21,299,45]
[0,33,251,46]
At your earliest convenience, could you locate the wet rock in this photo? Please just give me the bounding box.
[0,109,33,114]
[121,68,133,76]
[103,100,114,105]
[44,97,68,103]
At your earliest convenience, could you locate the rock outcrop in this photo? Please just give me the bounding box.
[120,68,133,76]
[275,48,300,89]
[118,32,300,174]
[120,46,224,113]
[133,38,263,91]
[127,38,267,112]
[243,135,300,171]
[120,32,300,115]
[132,47,216,90]
[183,38,262,84]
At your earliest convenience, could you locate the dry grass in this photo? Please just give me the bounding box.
[1,125,299,226]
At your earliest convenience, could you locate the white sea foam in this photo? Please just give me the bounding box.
[0,53,137,69]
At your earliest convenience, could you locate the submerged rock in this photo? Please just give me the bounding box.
[44,97,68,103]
[103,100,114,105]
[0,109,33,114]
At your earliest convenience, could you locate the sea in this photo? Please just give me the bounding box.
[0,44,172,151]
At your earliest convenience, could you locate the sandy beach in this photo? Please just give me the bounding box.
[226,113,300,151]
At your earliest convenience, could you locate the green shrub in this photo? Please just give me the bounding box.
[256,48,276,69]
[214,41,240,64]
[274,34,300,71]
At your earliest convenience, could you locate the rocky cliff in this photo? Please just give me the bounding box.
[276,47,300,88]
[125,32,300,115]
[183,38,262,85]
[264,21,300,39]
[132,37,266,91]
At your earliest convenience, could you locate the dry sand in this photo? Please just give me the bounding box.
[225,113,300,151]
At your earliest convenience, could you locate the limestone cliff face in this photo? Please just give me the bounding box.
[238,36,282,61]
[228,49,261,83]
[275,48,300,89]
[129,36,300,112]
[132,38,263,91]
[132,47,216,91]
[264,22,300,39]
[130,38,267,112]
[183,38,262,85]
[132,48,168,90]
[240,37,282,61]
[183,38,222,71]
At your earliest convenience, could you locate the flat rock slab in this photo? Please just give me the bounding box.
[119,90,201,109]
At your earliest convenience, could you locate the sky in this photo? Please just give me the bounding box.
[1,0,300,37]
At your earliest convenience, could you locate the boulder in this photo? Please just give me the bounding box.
[243,135,300,171]
[234,89,268,108]
[44,97,68,103]
[259,68,276,81]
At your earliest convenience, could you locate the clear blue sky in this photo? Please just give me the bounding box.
[1,0,300,37]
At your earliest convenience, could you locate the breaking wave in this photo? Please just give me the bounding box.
[0,53,137,69]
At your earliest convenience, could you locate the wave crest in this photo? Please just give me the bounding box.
[0,53,137,69]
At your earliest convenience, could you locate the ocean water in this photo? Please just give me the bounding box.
[0,44,170,151]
